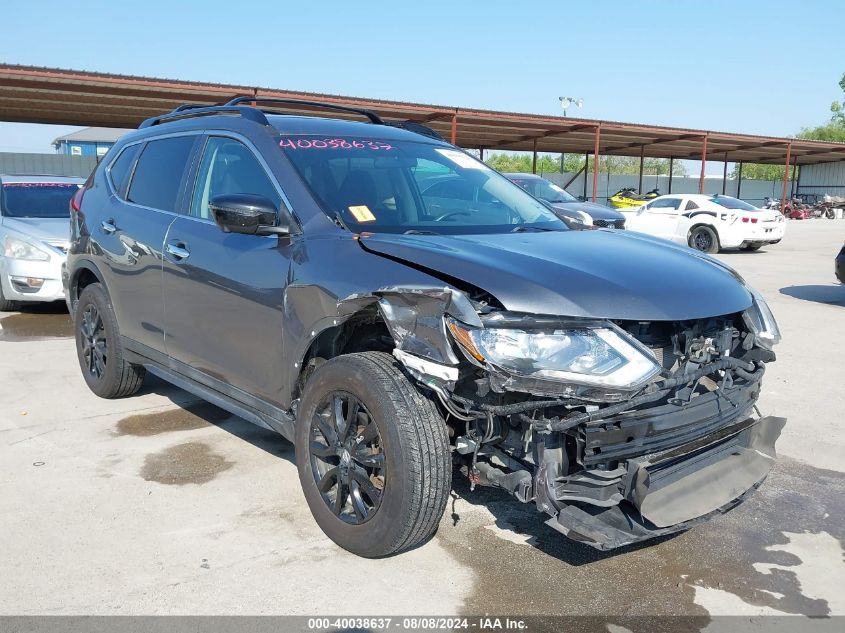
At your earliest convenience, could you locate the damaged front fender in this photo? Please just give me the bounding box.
[374,285,481,366]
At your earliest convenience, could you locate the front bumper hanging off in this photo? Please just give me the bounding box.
[538,415,785,550]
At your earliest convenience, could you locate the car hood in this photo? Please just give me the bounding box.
[358,229,752,321]
[1,217,69,242]
[551,201,625,221]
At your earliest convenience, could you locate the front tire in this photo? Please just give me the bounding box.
[74,283,145,399]
[0,282,20,312]
[688,225,720,254]
[295,352,451,558]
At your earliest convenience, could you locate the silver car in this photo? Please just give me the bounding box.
[0,174,83,310]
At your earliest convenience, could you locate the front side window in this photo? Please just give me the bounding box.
[127,136,196,212]
[0,182,81,218]
[649,197,682,211]
[190,137,281,219]
[278,136,565,234]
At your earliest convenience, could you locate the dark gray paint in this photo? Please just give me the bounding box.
[69,113,751,414]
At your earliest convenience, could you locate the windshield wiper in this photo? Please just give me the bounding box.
[403,229,442,235]
[510,225,556,233]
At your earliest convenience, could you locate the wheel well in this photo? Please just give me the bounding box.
[687,223,720,245]
[295,307,394,399]
[72,267,102,306]
[76,268,99,293]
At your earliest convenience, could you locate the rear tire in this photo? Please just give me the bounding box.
[688,225,720,254]
[0,283,20,312]
[295,351,451,558]
[74,283,145,399]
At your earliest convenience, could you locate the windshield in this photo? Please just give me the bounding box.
[1,183,80,218]
[709,196,758,211]
[513,177,578,203]
[278,136,567,234]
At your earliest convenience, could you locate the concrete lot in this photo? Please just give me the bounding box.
[0,220,843,619]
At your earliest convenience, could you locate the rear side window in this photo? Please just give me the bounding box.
[685,200,699,210]
[127,136,196,212]
[107,144,140,198]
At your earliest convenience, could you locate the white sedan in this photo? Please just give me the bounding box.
[621,194,786,253]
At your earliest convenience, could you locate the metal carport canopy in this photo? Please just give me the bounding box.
[2,64,845,166]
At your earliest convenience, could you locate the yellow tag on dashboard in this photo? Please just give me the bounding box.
[348,205,376,222]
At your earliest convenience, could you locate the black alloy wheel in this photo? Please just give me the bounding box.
[689,226,719,254]
[80,304,107,380]
[309,391,385,524]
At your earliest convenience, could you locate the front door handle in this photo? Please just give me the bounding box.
[101,219,117,234]
[165,241,190,261]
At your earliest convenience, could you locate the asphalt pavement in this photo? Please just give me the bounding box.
[0,220,842,621]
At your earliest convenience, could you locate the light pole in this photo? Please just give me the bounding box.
[558,97,583,172]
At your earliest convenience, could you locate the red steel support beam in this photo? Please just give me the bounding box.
[592,125,601,202]
[699,134,709,193]
[781,142,792,204]
[532,138,538,174]
[450,111,458,145]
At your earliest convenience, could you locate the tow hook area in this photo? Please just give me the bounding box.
[539,416,785,550]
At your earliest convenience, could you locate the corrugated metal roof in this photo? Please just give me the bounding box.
[51,126,132,145]
[1,63,844,166]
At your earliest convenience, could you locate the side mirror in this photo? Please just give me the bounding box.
[209,193,290,236]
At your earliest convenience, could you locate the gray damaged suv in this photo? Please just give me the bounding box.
[66,98,784,557]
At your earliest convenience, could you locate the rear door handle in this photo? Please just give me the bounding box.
[101,219,117,234]
[165,241,190,261]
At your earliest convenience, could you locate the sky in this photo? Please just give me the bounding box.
[1,0,843,174]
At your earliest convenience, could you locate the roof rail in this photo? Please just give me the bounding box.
[138,106,270,129]
[224,96,384,125]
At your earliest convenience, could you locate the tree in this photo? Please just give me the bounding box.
[797,72,845,141]
[797,123,845,143]
[484,152,582,173]
[484,152,686,176]
[730,163,785,180]
[829,72,845,126]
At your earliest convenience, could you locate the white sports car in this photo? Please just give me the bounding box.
[621,194,786,253]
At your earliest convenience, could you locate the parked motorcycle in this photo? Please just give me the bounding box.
[764,196,813,219]
[608,187,660,209]
[814,195,844,219]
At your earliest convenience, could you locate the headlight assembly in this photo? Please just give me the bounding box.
[743,286,781,349]
[447,319,660,395]
[3,236,49,261]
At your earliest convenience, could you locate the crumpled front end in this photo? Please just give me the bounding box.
[541,414,784,550]
[381,287,784,550]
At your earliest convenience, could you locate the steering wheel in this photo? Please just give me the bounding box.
[433,211,471,222]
